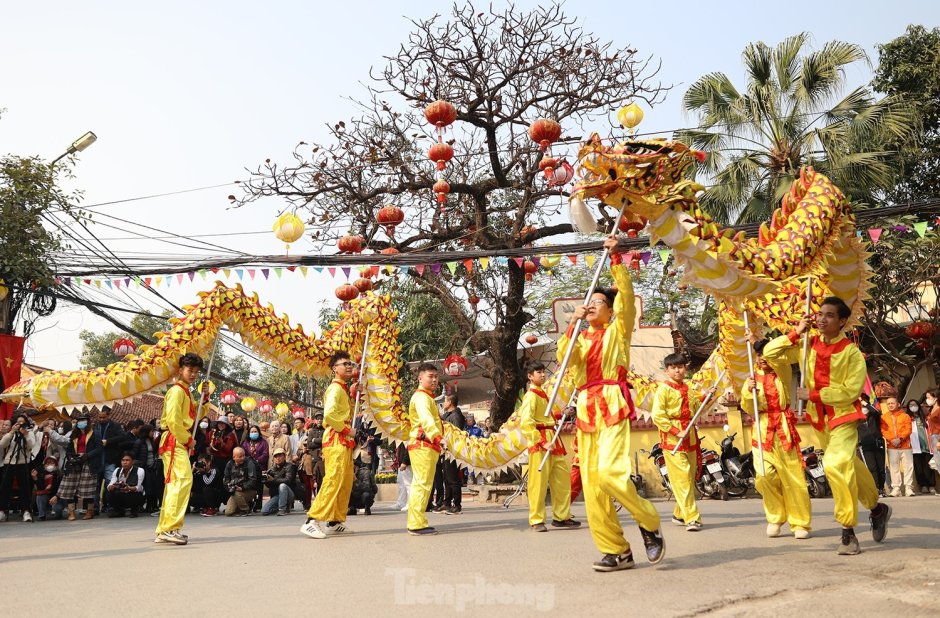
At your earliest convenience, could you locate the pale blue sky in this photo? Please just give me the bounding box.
[1,1,936,370]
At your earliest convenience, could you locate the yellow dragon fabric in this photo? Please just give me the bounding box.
[3,135,872,472]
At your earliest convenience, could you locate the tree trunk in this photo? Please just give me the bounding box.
[486,265,530,427]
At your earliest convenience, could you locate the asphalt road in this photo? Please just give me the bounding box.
[2,494,938,616]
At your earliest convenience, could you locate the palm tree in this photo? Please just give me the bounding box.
[677,33,916,224]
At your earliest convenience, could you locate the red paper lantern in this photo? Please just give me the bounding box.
[433,179,451,205]
[424,100,457,129]
[112,338,136,358]
[353,277,373,293]
[443,354,469,378]
[258,399,274,415]
[618,216,648,237]
[335,283,360,302]
[468,294,480,307]
[905,321,935,340]
[220,389,239,406]
[338,234,364,254]
[376,205,405,237]
[539,156,559,180]
[523,259,538,281]
[528,118,561,152]
[291,405,306,418]
[428,142,454,171]
[380,247,400,256]
[548,160,574,187]
[525,334,539,345]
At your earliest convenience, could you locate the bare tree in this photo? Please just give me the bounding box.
[236,2,665,424]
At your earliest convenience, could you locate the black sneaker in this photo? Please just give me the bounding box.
[364,507,371,516]
[445,506,461,515]
[551,518,581,528]
[432,504,447,513]
[869,502,892,543]
[639,527,666,564]
[838,529,860,555]
[592,551,635,572]
[408,527,438,536]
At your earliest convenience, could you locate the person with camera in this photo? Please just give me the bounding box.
[261,447,296,515]
[243,423,269,512]
[107,451,145,517]
[0,413,37,522]
[50,413,103,521]
[189,452,226,516]
[223,446,260,516]
[347,448,378,516]
[94,407,134,516]
[207,416,238,477]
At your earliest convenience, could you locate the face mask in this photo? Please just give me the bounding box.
[45,465,57,472]
[199,422,209,429]
[77,421,88,430]
[152,431,160,439]
[58,427,67,435]
[909,405,919,412]
[249,432,260,440]
[927,398,937,407]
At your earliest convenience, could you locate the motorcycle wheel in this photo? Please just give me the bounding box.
[806,476,821,498]
[726,481,749,498]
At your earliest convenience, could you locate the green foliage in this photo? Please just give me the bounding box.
[79,312,172,370]
[872,25,940,202]
[678,33,917,224]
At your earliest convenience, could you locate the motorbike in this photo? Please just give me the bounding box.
[645,443,674,499]
[717,425,755,497]
[802,445,830,498]
[630,449,646,498]
[696,447,728,500]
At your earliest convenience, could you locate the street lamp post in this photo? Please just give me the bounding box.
[50,131,97,165]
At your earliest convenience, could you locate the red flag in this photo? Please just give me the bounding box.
[0,334,26,420]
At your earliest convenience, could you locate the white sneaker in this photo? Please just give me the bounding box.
[154,532,186,545]
[170,530,189,541]
[326,522,351,535]
[400,506,408,512]
[793,528,811,539]
[23,511,33,522]
[300,519,327,539]
[0,511,7,522]
[766,523,781,538]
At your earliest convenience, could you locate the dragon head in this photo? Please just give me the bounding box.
[569,133,705,227]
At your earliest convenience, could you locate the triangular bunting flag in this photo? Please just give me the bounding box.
[105,280,112,289]
[640,252,651,265]
[248,269,256,280]
[479,257,489,269]
[431,263,442,274]
[144,277,152,288]
[113,280,120,289]
[496,257,509,266]
[176,274,185,285]
[124,278,131,287]
[913,221,928,238]
[300,266,308,277]
[223,269,232,279]
[198,269,207,280]
[287,266,296,272]
[274,268,283,278]
[416,264,426,276]
[341,267,351,279]
[463,259,474,273]
[568,255,578,265]
[867,228,882,244]
[261,268,270,279]
[446,262,458,275]
[327,267,336,278]
[155,277,163,287]
[236,269,244,280]
[512,257,524,268]
[188,271,196,281]
[585,255,596,268]
[531,256,541,268]
[657,249,670,263]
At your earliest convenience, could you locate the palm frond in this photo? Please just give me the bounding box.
[773,32,810,93]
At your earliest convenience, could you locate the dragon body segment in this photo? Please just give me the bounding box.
[4,135,872,471]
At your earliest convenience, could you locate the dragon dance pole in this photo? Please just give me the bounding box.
[538,200,630,472]
[671,369,727,455]
[192,334,221,441]
[743,311,766,476]
[797,277,813,420]
[350,325,372,434]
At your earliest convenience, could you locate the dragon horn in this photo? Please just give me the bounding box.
[568,195,598,234]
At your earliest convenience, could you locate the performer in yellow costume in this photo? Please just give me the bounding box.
[406,363,445,535]
[786,296,892,555]
[558,235,664,572]
[741,333,812,539]
[300,351,357,539]
[155,353,204,545]
[652,354,704,531]
[518,360,579,532]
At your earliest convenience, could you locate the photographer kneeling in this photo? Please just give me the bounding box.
[190,453,226,516]
[223,447,260,516]
[106,452,145,517]
[262,448,296,516]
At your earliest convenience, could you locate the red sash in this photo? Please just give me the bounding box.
[159,383,196,483]
[576,327,634,432]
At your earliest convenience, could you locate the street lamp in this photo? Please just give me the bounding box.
[50,131,97,165]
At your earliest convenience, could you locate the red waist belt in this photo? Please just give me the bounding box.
[576,367,635,432]
[752,409,801,452]
[529,424,566,456]
[323,427,355,449]
[408,429,443,453]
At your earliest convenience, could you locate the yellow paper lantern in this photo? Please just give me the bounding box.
[273,212,305,247]
[275,402,290,417]
[0,279,7,302]
[617,103,644,130]
[540,254,561,269]
[198,380,216,395]
[241,396,257,413]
